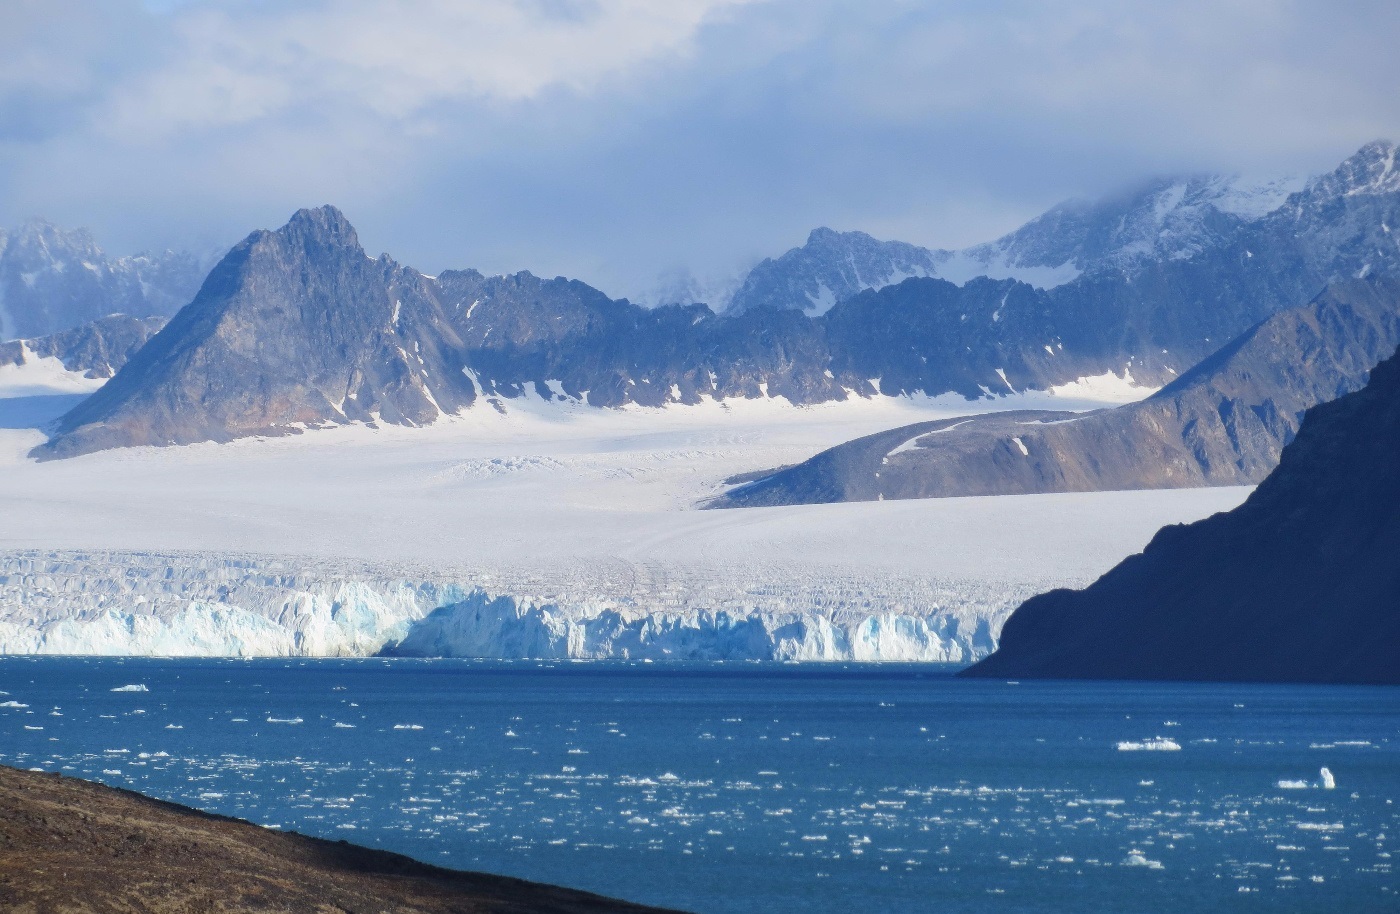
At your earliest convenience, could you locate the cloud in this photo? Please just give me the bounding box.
[1,0,1397,301]
[99,0,759,139]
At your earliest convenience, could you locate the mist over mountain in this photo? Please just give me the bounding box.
[0,220,214,342]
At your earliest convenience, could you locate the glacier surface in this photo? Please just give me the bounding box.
[0,359,1249,659]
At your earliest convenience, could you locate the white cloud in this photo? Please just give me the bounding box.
[102,0,760,138]
[1,0,1397,301]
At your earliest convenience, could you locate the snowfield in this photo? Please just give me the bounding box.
[0,361,1249,660]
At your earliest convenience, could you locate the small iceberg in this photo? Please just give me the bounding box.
[1116,737,1181,751]
[111,684,149,693]
[1123,850,1164,869]
[0,700,28,709]
[1278,768,1336,790]
[266,716,303,724]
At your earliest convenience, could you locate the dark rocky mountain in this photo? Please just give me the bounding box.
[37,207,480,458]
[0,314,167,379]
[0,764,682,913]
[33,141,1400,459]
[962,338,1400,685]
[0,219,211,341]
[710,279,1400,506]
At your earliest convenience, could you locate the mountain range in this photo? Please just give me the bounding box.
[17,140,1400,462]
[727,172,1308,315]
[962,337,1400,684]
[710,277,1400,505]
[0,220,212,342]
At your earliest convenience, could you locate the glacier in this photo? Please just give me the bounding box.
[0,550,1034,661]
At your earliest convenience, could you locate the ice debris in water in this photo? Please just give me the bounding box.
[1320,767,1336,789]
[110,684,148,692]
[1116,737,1181,751]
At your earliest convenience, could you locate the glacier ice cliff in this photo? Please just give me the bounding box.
[0,551,1064,661]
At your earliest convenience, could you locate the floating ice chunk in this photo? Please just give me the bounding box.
[110,684,148,692]
[1123,850,1163,869]
[0,700,28,709]
[1116,737,1181,751]
[334,722,356,729]
[266,716,303,724]
[1277,779,1310,790]
[393,724,424,730]
[1319,767,1335,789]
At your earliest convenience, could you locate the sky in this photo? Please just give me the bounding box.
[2,0,1399,304]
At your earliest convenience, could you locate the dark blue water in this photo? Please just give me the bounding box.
[0,658,1395,912]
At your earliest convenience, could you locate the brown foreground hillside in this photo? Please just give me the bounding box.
[0,765,686,914]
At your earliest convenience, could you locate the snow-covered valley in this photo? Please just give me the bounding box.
[0,361,1250,660]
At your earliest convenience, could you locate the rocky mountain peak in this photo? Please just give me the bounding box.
[1300,139,1398,200]
[278,205,363,254]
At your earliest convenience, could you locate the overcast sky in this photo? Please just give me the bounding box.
[3,0,1399,302]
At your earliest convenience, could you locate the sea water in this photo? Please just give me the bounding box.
[0,657,1395,913]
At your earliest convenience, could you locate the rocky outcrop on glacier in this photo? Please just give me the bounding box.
[963,340,1400,684]
[0,550,1038,661]
[711,278,1400,505]
[0,219,209,341]
[33,142,1400,458]
[0,314,167,380]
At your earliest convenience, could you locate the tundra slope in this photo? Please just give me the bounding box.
[0,765,681,914]
[964,342,1400,684]
[711,278,1400,505]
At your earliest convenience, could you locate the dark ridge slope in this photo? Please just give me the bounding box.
[962,342,1400,684]
[0,764,685,913]
[0,314,167,379]
[712,279,1400,506]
